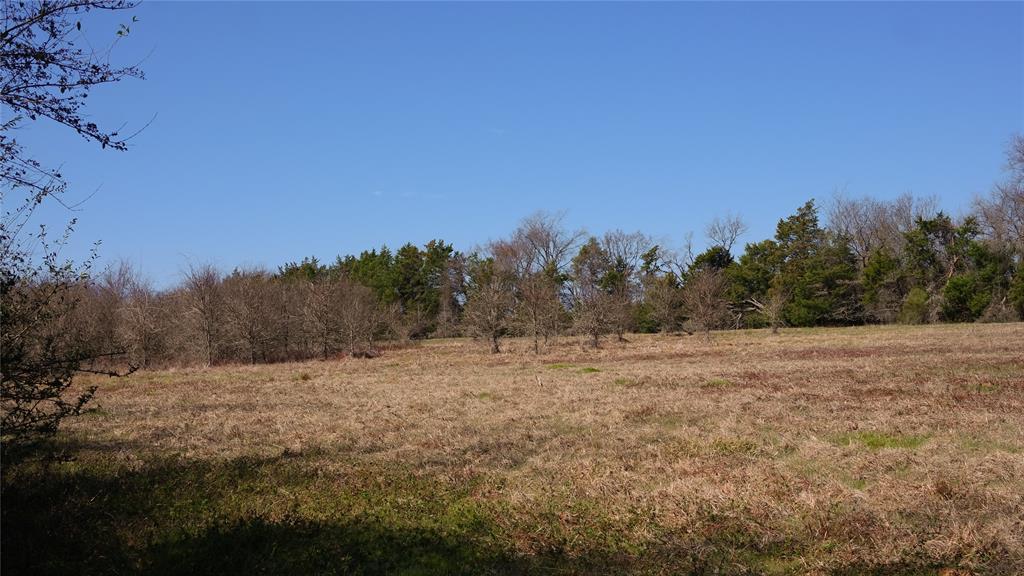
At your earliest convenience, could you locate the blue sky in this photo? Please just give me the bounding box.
[20,1,1024,286]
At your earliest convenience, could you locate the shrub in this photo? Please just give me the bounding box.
[899,287,930,324]
[942,274,989,322]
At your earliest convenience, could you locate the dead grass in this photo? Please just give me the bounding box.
[6,323,1024,574]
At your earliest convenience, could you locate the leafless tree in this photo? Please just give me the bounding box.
[514,270,563,353]
[223,268,276,364]
[747,285,789,335]
[515,211,587,277]
[683,267,730,342]
[336,279,382,355]
[569,238,617,348]
[303,276,335,359]
[828,191,939,267]
[506,212,586,349]
[974,135,1024,259]
[182,263,224,366]
[274,276,309,361]
[706,213,748,253]
[72,260,133,359]
[599,230,655,341]
[602,230,654,277]
[463,284,512,353]
[118,271,166,368]
[462,252,515,353]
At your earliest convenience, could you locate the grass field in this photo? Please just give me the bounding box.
[3,323,1023,575]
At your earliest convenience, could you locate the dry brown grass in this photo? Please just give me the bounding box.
[54,323,1024,573]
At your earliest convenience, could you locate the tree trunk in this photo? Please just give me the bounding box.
[490,334,500,354]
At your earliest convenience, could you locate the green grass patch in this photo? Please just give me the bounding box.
[832,431,929,450]
[704,378,733,388]
[710,437,760,456]
[579,367,601,374]
[546,363,574,370]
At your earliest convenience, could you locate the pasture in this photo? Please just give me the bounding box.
[3,323,1023,575]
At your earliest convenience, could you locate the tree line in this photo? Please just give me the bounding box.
[6,2,1019,444]
[53,137,1023,365]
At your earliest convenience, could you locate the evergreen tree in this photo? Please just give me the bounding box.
[732,201,860,327]
[861,248,905,322]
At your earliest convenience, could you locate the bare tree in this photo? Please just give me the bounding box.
[1,232,108,442]
[746,285,789,335]
[274,276,310,361]
[514,269,563,353]
[683,268,730,342]
[515,211,587,277]
[569,238,617,348]
[223,268,276,364]
[303,276,335,359]
[828,192,939,267]
[73,260,133,358]
[599,230,656,341]
[462,253,515,353]
[182,263,224,366]
[336,278,382,355]
[513,212,586,346]
[706,213,748,253]
[1,1,144,443]
[118,270,166,368]
[974,134,1024,259]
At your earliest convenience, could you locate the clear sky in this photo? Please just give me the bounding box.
[21,1,1024,286]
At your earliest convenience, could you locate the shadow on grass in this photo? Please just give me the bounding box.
[3,439,995,575]
[0,442,665,576]
[3,450,508,575]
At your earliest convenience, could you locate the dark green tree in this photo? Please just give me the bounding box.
[732,201,860,327]
[860,248,906,322]
[278,257,326,282]
[1009,268,1024,319]
[339,247,398,303]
